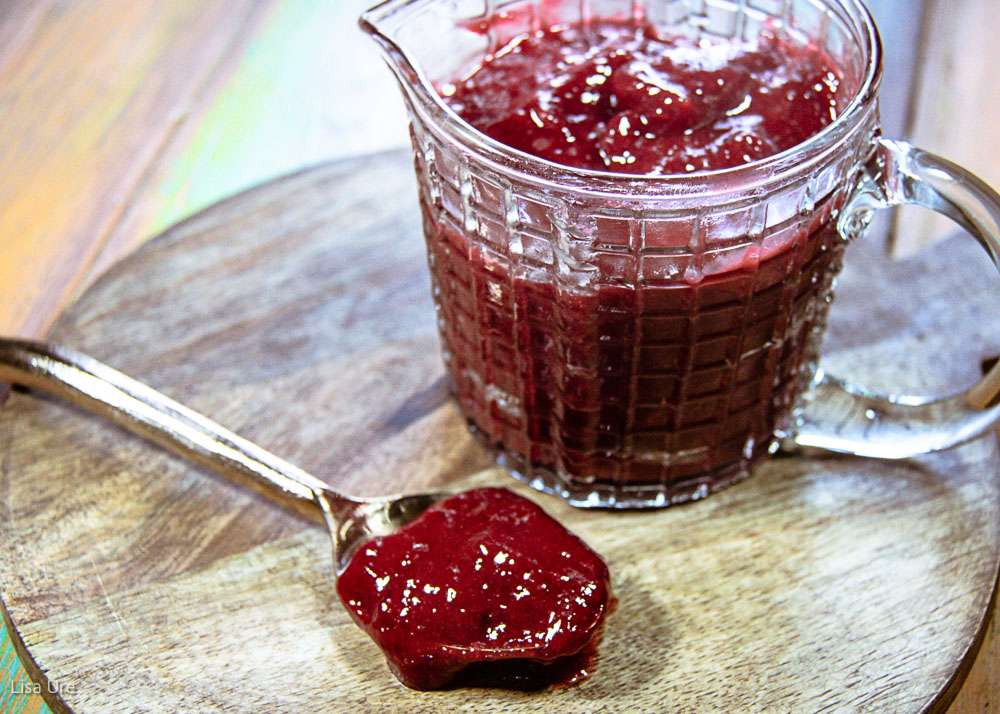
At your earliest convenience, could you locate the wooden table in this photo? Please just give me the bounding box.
[1,0,998,711]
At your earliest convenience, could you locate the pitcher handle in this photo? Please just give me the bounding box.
[786,138,1000,457]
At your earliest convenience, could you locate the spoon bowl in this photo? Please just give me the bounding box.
[0,337,450,574]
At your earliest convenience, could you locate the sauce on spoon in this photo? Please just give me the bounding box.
[336,487,614,690]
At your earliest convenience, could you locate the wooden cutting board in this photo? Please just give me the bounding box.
[2,150,1000,713]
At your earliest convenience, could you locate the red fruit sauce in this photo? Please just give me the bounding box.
[442,21,843,174]
[420,20,851,495]
[336,487,614,690]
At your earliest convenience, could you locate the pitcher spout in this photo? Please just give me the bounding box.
[360,0,501,122]
[358,0,423,90]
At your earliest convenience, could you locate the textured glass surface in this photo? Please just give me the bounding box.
[414,125,865,506]
[369,0,881,506]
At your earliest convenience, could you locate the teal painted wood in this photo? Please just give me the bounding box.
[1,622,51,714]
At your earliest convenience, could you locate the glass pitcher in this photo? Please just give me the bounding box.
[360,0,1000,508]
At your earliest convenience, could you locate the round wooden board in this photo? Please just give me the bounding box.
[2,150,1000,713]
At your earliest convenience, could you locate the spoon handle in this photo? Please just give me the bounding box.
[0,338,335,522]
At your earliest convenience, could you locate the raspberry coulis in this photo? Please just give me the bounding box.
[338,16,847,693]
[336,487,614,690]
[425,20,851,490]
[443,21,843,174]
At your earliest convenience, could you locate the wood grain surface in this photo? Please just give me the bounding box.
[894,0,1000,256]
[0,0,279,338]
[1,151,1000,712]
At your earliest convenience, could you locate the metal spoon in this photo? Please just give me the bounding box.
[0,337,448,574]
